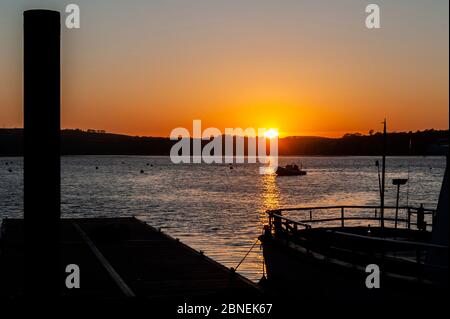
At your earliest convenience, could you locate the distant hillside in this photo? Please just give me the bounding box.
[0,128,448,156]
[278,130,449,156]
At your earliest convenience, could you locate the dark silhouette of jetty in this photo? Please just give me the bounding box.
[0,217,260,299]
[0,9,260,301]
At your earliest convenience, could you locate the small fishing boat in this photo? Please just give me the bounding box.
[276,164,307,176]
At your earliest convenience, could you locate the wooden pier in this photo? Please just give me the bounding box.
[0,217,261,300]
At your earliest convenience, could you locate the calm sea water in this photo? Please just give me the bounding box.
[0,156,446,281]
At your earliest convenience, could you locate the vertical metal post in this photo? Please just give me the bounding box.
[24,10,61,297]
[394,184,400,228]
[407,208,411,230]
[380,120,387,229]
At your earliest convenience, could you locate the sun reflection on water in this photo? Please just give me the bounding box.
[259,172,280,225]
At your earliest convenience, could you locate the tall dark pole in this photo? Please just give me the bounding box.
[394,184,400,228]
[380,119,386,229]
[392,179,407,229]
[24,10,61,296]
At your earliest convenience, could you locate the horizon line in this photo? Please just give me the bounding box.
[1,127,448,140]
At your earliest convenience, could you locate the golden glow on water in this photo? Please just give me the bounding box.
[260,172,280,225]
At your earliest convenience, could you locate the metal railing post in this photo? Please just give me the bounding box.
[407,208,411,230]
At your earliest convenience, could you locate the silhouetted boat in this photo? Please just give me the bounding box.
[260,201,448,299]
[260,122,448,299]
[276,164,306,176]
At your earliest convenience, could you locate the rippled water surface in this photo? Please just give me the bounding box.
[0,156,446,281]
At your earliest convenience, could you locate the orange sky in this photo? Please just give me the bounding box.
[0,0,448,137]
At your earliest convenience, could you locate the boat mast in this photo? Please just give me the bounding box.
[380,119,387,229]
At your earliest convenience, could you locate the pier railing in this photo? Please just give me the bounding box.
[265,205,447,283]
[266,205,436,233]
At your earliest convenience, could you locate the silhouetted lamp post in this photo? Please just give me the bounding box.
[392,178,408,228]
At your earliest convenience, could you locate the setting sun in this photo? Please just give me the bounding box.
[264,129,279,139]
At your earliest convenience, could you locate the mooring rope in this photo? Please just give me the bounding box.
[234,238,259,271]
[261,247,266,279]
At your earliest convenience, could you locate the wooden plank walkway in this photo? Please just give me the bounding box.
[0,217,261,300]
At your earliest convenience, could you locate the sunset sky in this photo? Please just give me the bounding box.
[0,0,448,137]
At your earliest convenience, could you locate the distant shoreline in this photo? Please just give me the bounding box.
[0,155,447,159]
[1,128,448,157]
